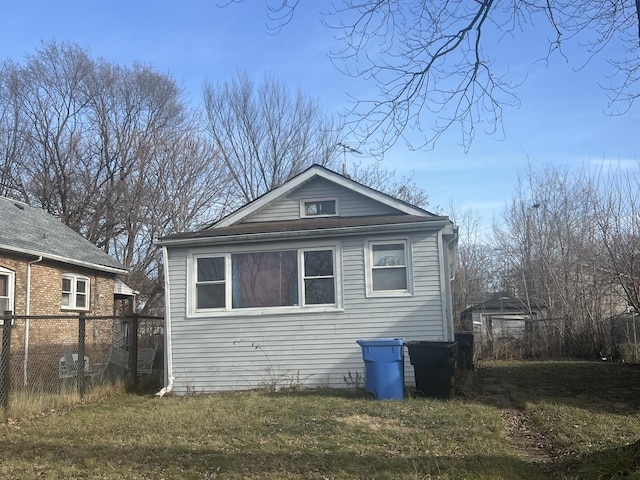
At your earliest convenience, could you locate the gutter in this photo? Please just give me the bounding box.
[156,246,174,397]
[0,244,127,275]
[158,220,453,248]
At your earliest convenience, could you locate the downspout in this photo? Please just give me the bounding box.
[156,246,174,396]
[24,256,43,386]
[445,231,458,341]
[438,231,453,341]
[438,227,458,342]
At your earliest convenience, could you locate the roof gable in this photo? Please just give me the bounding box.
[0,197,126,274]
[213,164,434,229]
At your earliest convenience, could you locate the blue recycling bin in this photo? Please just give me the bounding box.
[356,338,405,400]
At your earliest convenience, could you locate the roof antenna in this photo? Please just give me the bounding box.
[337,143,361,178]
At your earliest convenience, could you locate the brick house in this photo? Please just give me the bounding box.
[1,196,130,317]
[1,196,133,383]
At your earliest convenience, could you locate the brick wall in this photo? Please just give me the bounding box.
[1,253,118,352]
[1,254,116,316]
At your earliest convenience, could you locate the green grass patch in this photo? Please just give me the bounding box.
[0,389,541,480]
[2,361,640,479]
[479,361,640,479]
[1,381,125,422]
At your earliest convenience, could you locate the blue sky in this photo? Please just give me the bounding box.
[2,1,638,236]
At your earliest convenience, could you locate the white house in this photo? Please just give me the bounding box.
[157,165,458,394]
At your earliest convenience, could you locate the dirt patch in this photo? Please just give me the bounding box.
[478,372,560,466]
[337,414,406,433]
[501,407,557,464]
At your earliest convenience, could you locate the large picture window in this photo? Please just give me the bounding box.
[61,274,90,310]
[368,241,410,295]
[194,247,337,312]
[232,251,298,308]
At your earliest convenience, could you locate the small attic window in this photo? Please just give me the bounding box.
[301,198,338,218]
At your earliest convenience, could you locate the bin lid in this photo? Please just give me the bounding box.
[356,338,404,347]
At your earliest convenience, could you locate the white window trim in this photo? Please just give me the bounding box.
[61,273,91,311]
[365,238,413,297]
[0,266,15,314]
[193,254,228,313]
[299,197,340,218]
[300,247,337,307]
[189,243,342,317]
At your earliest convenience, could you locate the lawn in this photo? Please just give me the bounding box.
[0,361,639,479]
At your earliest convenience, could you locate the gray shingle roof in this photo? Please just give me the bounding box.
[160,214,450,243]
[0,197,126,273]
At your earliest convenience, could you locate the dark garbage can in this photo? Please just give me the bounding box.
[356,338,405,400]
[454,333,474,370]
[405,341,458,399]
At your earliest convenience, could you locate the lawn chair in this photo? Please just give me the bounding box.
[59,352,90,379]
[137,348,156,377]
[98,345,130,383]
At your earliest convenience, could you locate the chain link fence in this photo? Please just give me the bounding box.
[0,312,164,420]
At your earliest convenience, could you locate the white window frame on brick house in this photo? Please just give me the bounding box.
[0,266,15,314]
[61,273,90,311]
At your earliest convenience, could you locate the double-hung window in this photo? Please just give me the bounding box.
[196,257,225,309]
[367,240,411,295]
[62,274,90,310]
[303,249,335,305]
[0,267,14,314]
[193,247,337,313]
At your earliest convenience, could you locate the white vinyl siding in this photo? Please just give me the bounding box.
[166,230,448,394]
[247,178,401,222]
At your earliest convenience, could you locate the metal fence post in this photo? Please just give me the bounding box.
[78,312,86,398]
[1,310,13,415]
[129,314,139,384]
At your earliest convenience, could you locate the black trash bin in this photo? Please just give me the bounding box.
[454,333,474,370]
[405,341,458,399]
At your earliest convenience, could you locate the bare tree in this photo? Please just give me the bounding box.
[591,164,640,319]
[495,164,627,356]
[12,41,94,230]
[224,1,640,152]
[448,204,499,330]
[0,61,27,198]
[0,41,229,314]
[203,70,431,208]
[203,70,343,205]
[349,160,429,208]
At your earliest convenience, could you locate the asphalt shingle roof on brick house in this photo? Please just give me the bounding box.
[0,196,126,274]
